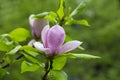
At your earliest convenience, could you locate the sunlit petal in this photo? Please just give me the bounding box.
[33,42,44,51]
[28,39,36,46]
[60,40,82,54]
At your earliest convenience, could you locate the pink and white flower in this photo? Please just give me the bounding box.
[34,25,82,56]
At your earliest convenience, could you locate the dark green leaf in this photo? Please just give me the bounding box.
[22,46,39,57]
[9,28,30,42]
[0,68,7,79]
[53,56,67,70]
[21,61,40,73]
[48,70,68,80]
[22,52,40,65]
[57,0,65,20]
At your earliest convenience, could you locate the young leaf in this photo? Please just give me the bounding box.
[21,61,40,73]
[9,28,30,42]
[66,19,90,26]
[45,11,57,25]
[70,0,86,17]
[57,0,65,20]
[64,53,101,60]
[48,70,68,80]
[22,46,39,57]
[77,20,90,26]
[53,56,67,70]
[8,45,22,55]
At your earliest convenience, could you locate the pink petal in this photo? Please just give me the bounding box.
[59,40,82,54]
[41,25,50,47]
[47,25,65,54]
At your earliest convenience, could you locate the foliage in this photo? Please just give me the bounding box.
[0,0,119,80]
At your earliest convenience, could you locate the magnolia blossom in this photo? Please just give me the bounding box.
[34,25,82,56]
[29,14,49,39]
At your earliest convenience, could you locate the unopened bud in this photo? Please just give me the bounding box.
[29,14,49,39]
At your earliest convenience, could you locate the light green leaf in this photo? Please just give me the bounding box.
[0,38,14,51]
[34,12,49,18]
[66,19,90,26]
[64,53,101,59]
[22,46,39,57]
[78,46,85,50]
[70,0,86,17]
[21,61,40,73]
[77,20,90,26]
[57,0,65,20]
[48,70,68,80]
[8,45,22,55]
[45,11,57,25]
[9,28,30,42]
[49,11,57,18]
[53,56,67,70]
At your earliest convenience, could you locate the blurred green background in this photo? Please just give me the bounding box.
[0,0,120,80]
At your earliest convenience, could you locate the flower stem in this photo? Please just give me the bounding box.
[42,58,53,80]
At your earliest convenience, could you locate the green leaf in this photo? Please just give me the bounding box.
[77,20,90,26]
[64,53,101,60]
[78,46,85,50]
[9,28,30,42]
[0,68,7,80]
[22,52,40,64]
[22,46,39,57]
[0,38,14,51]
[57,0,65,20]
[70,0,86,17]
[8,45,22,55]
[48,70,68,80]
[66,19,90,26]
[45,11,57,25]
[53,56,67,70]
[34,12,49,18]
[21,61,40,73]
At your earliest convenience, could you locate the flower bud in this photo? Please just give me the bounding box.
[29,14,49,39]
